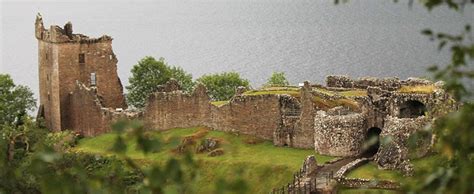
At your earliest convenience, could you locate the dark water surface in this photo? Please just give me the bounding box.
[1,0,473,102]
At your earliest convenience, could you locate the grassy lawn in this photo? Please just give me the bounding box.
[345,155,443,182]
[75,127,334,193]
[341,155,443,194]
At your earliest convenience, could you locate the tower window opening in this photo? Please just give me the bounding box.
[90,73,97,86]
[79,53,85,64]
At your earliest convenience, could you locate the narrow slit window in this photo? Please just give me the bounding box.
[90,73,97,86]
[79,53,85,64]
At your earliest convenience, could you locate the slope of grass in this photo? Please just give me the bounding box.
[345,155,443,182]
[243,90,301,97]
[75,127,334,193]
[339,90,368,97]
[210,100,229,106]
[312,96,360,111]
[398,85,436,94]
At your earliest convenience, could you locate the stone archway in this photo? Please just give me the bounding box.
[361,127,382,157]
[399,100,426,118]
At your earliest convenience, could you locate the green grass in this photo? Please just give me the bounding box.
[345,161,403,181]
[339,90,368,97]
[243,89,300,97]
[398,85,436,94]
[312,95,360,111]
[75,127,334,193]
[345,155,443,182]
[210,100,229,106]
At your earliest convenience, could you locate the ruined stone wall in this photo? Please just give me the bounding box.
[68,82,135,136]
[326,75,435,91]
[143,84,211,130]
[314,110,367,157]
[37,39,61,131]
[293,82,317,148]
[273,95,301,147]
[210,95,282,140]
[375,116,431,174]
[143,82,283,141]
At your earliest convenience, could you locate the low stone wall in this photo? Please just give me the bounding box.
[337,177,400,190]
[334,158,369,179]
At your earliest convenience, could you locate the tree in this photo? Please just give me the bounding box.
[266,72,289,87]
[170,66,194,93]
[408,22,474,194]
[0,74,43,192]
[196,72,250,101]
[126,57,193,109]
[402,1,474,194]
[0,74,36,162]
[0,74,36,126]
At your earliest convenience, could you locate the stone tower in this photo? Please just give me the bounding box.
[35,13,126,132]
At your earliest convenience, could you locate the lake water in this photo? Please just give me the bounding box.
[1,0,473,101]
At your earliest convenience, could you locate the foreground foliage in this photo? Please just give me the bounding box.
[75,127,330,193]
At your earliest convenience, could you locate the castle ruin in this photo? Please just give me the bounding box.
[36,14,456,174]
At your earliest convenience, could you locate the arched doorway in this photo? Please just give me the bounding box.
[399,100,426,118]
[362,127,382,157]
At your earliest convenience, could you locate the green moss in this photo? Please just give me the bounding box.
[75,127,335,193]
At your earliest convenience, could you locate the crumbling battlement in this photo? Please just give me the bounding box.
[35,13,112,44]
